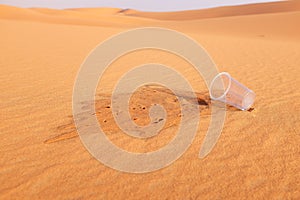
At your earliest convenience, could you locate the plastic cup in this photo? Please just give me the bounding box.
[209,72,255,110]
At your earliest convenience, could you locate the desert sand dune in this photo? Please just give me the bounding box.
[175,11,300,41]
[1,3,300,39]
[0,5,158,28]
[0,1,299,199]
[125,0,300,20]
[66,7,123,15]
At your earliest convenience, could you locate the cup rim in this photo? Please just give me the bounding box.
[209,72,232,101]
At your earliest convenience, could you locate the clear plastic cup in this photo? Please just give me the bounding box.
[209,72,255,110]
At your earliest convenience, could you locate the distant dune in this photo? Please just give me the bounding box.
[1,1,300,23]
[124,0,300,20]
[2,1,299,39]
[0,5,157,27]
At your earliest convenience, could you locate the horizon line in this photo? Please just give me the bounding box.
[0,0,283,12]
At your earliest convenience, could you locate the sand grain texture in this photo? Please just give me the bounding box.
[0,2,299,199]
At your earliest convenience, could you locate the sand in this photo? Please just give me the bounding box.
[0,1,299,199]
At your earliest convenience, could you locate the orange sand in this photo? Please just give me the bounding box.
[0,1,299,199]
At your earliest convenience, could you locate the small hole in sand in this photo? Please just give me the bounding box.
[248,108,255,112]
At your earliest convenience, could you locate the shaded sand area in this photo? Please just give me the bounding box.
[0,1,300,199]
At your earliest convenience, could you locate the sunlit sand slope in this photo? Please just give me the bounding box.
[0,2,299,199]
